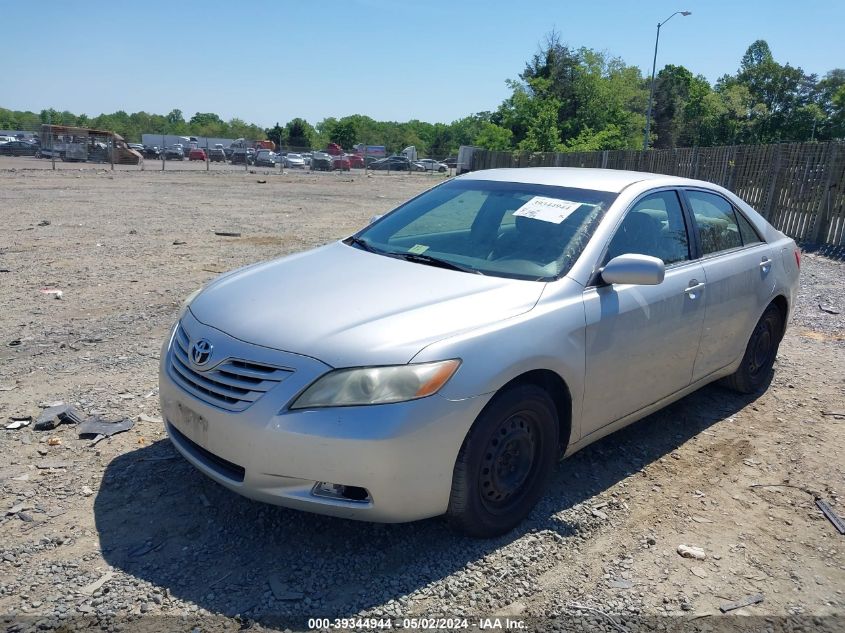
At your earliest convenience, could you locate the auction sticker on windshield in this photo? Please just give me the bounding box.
[513,196,583,223]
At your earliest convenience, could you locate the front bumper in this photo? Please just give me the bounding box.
[159,312,488,522]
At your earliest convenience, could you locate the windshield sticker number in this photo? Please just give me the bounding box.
[513,196,583,223]
[408,244,429,254]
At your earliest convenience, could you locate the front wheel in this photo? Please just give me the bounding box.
[447,385,558,537]
[722,304,784,394]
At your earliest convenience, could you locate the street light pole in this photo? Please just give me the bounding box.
[643,10,691,151]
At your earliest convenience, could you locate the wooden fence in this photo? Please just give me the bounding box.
[469,141,845,247]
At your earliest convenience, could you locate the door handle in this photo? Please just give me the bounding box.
[684,280,705,299]
[759,257,772,272]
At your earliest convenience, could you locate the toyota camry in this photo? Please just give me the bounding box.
[159,168,800,537]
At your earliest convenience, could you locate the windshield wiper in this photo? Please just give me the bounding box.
[390,252,484,275]
[345,236,378,253]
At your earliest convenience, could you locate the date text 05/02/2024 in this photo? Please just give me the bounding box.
[307,617,526,630]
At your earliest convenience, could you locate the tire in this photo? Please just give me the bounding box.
[722,304,784,394]
[447,384,558,537]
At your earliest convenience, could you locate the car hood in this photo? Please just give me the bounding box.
[189,241,545,367]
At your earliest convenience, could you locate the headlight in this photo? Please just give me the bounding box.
[177,287,203,319]
[290,359,461,409]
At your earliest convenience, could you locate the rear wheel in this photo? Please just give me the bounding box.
[447,385,558,537]
[722,304,783,394]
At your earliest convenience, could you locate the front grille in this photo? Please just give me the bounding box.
[168,422,245,482]
[168,324,291,412]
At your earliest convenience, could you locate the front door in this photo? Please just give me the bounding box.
[582,190,706,437]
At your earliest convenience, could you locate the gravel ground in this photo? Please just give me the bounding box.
[0,162,843,633]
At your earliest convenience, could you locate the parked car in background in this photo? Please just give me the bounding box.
[284,153,306,168]
[208,148,226,162]
[0,140,38,156]
[417,158,448,172]
[161,167,800,537]
[230,149,254,165]
[310,152,333,171]
[254,150,277,167]
[142,146,161,159]
[128,143,145,153]
[223,146,235,160]
[164,146,185,160]
[442,156,458,168]
[302,152,312,166]
[369,156,421,171]
[188,148,207,161]
[332,155,351,171]
[347,154,365,169]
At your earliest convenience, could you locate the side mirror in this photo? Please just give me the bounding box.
[601,254,665,286]
[368,214,383,225]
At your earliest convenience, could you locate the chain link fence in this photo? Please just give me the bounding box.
[0,126,456,178]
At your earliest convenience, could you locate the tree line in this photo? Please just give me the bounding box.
[1,36,842,157]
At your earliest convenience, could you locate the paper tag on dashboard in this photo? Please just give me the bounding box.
[513,196,583,223]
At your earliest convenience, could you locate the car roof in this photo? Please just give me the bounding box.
[459,167,699,193]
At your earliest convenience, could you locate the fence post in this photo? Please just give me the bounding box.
[810,142,839,244]
[601,150,608,169]
[762,144,782,222]
[109,136,114,171]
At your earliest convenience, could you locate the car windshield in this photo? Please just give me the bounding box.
[351,179,617,281]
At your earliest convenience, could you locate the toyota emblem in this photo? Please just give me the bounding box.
[190,339,213,366]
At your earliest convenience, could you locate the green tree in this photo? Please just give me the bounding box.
[328,119,357,149]
[474,122,512,150]
[265,122,286,148]
[652,65,694,148]
[285,118,315,149]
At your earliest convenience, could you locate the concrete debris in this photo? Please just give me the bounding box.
[818,303,840,315]
[677,544,707,560]
[81,571,115,595]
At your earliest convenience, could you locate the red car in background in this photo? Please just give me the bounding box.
[332,155,351,171]
[347,154,365,168]
[188,148,207,161]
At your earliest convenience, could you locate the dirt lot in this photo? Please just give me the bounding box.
[1,160,843,633]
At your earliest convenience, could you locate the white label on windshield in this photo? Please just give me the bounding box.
[513,196,583,223]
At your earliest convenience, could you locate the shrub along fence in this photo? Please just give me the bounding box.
[469,141,845,247]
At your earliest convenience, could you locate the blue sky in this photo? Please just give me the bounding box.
[3,0,843,127]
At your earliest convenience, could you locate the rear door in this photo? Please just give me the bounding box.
[582,189,706,436]
[682,188,775,380]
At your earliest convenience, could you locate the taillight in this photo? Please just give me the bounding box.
[794,249,801,269]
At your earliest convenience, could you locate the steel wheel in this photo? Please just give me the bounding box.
[480,412,540,512]
[447,384,558,537]
[722,303,784,394]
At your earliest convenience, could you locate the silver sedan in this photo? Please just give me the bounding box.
[159,168,800,537]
